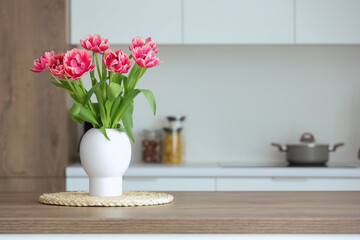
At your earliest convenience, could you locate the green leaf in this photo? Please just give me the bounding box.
[72,82,86,105]
[127,63,147,91]
[112,73,123,85]
[50,80,82,103]
[70,93,78,102]
[114,123,126,132]
[107,82,123,101]
[92,103,99,115]
[140,89,156,115]
[127,64,141,90]
[105,99,114,122]
[110,96,122,123]
[70,102,99,127]
[70,112,85,124]
[55,79,74,90]
[84,78,107,105]
[123,75,130,93]
[138,66,146,79]
[100,126,110,141]
[122,101,135,142]
[94,85,108,127]
[50,81,73,92]
[127,63,139,83]
[91,77,97,86]
[112,89,141,126]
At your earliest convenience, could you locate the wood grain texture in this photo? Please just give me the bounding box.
[0,191,359,234]
[0,177,65,192]
[0,0,74,182]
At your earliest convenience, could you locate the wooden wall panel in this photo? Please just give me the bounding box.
[0,0,73,191]
[0,177,65,193]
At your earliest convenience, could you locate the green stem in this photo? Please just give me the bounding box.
[94,87,108,127]
[109,72,114,83]
[95,53,102,81]
[50,73,61,84]
[50,73,73,95]
[101,52,107,81]
[90,53,95,83]
[64,75,80,101]
[78,78,96,114]
[95,53,107,98]
[78,78,86,94]
[132,67,147,90]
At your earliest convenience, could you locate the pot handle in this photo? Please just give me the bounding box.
[329,143,345,152]
[271,143,287,152]
[300,132,315,143]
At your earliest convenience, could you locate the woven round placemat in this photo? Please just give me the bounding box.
[39,191,174,207]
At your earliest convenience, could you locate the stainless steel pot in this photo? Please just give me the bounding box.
[271,132,344,165]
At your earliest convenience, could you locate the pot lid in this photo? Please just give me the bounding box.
[287,132,328,147]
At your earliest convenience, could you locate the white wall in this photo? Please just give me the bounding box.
[83,45,360,165]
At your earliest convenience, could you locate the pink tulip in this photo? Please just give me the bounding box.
[103,49,132,74]
[131,45,161,68]
[63,49,95,80]
[144,37,159,54]
[30,51,54,73]
[129,36,159,53]
[129,36,146,50]
[46,52,67,79]
[80,34,109,54]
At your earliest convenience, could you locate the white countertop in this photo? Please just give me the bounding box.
[66,162,360,178]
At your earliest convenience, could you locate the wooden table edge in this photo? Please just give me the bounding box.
[1,217,359,234]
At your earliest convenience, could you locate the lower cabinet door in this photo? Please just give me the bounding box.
[67,177,360,191]
[66,177,216,191]
[216,178,360,191]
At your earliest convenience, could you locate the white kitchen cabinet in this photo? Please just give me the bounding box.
[296,0,360,44]
[183,0,294,44]
[66,163,360,191]
[70,0,182,44]
[66,177,216,191]
[216,177,360,191]
[66,176,360,191]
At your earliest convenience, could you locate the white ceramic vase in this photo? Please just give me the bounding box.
[79,128,132,197]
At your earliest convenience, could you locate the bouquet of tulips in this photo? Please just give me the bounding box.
[30,34,161,141]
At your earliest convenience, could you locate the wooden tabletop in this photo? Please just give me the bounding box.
[0,191,359,234]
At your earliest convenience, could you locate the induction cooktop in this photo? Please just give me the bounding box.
[218,162,360,168]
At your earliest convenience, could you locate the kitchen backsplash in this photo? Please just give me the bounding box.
[81,45,360,165]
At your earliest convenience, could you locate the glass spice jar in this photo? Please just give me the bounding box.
[142,129,163,163]
[162,116,186,165]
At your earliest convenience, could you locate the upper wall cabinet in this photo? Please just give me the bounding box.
[183,0,294,44]
[70,0,182,45]
[296,0,360,44]
[71,0,360,45]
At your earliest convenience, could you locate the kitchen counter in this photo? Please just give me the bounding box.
[0,191,359,234]
[67,162,360,178]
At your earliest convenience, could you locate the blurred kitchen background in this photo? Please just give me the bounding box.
[1,0,360,193]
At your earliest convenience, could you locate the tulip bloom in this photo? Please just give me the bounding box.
[129,36,159,53]
[46,52,67,79]
[103,49,132,74]
[80,34,109,54]
[131,45,161,68]
[63,49,95,80]
[30,51,54,73]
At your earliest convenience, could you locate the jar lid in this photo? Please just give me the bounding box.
[167,116,186,122]
[142,129,163,138]
[163,127,183,133]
